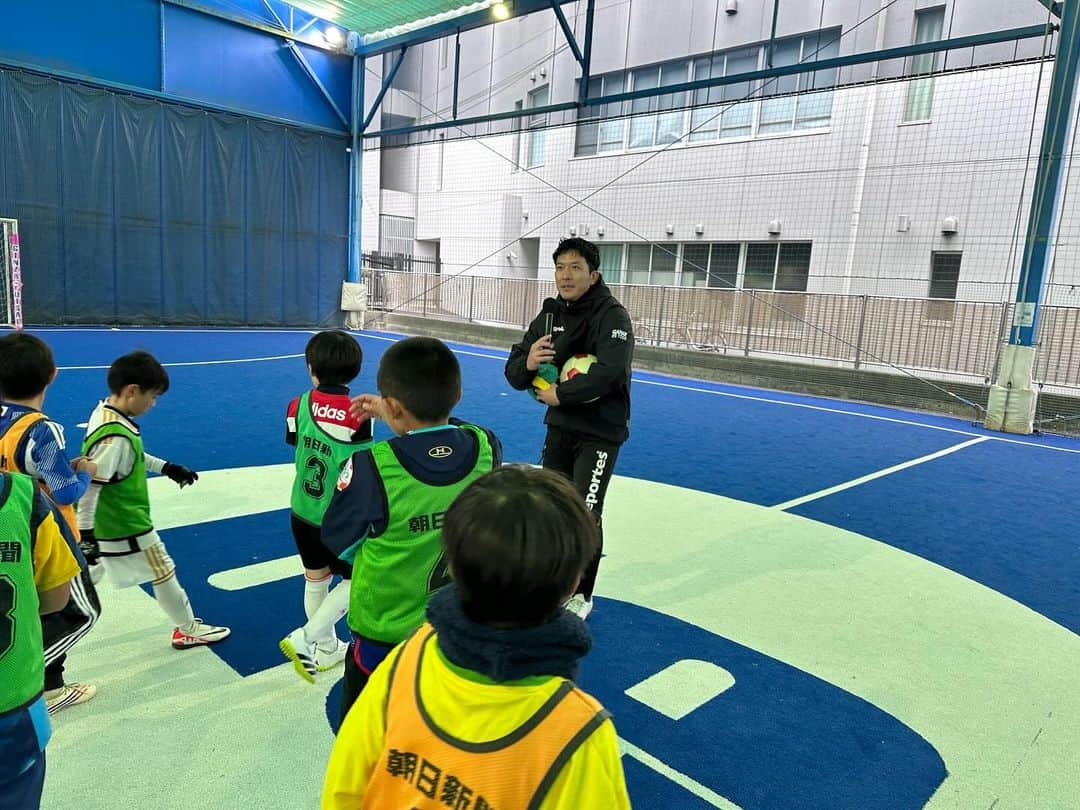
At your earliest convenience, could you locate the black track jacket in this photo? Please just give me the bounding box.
[505,277,633,444]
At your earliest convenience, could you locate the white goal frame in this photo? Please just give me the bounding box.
[1,218,23,329]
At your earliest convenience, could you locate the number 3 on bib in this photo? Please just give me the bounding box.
[303,456,328,498]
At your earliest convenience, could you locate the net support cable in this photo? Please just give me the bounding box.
[360,1,1060,419]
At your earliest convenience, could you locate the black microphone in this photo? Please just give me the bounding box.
[541,299,557,338]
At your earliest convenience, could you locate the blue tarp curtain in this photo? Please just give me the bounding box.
[0,68,348,326]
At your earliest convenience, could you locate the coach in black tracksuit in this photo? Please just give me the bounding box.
[505,237,633,620]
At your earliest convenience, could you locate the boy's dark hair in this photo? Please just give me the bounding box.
[552,237,601,275]
[442,466,600,627]
[0,332,56,400]
[107,351,170,395]
[377,337,460,422]
[305,330,362,386]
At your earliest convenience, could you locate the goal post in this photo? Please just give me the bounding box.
[0,218,23,329]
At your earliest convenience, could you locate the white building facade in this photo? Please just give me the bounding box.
[364,0,1080,308]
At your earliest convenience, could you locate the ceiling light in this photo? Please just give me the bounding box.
[323,26,344,47]
[492,2,512,21]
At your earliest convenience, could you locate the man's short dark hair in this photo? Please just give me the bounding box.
[377,337,460,422]
[305,330,362,386]
[442,466,600,627]
[0,332,56,400]
[552,237,601,275]
[107,351,170,395]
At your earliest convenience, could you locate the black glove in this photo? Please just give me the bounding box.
[162,462,199,488]
[79,529,100,565]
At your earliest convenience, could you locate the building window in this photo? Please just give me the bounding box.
[929,251,961,298]
[380,214,415,257]
[622,243,678,285]
[928,251,961,320]
[574,29,838,155]
[760,32,840,134]
[656,63,690,145]
[525,85,549,167]
[681,243,740,288]
[628,66,661,148]
[625,244,652,284]
[745,243,812,291]
[575,75,627,156]
[598,244,624,283]
[611,241,809,289]
[904,7,945,122]
[651,243,678,286]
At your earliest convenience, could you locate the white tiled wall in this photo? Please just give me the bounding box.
[369,0,1076,304]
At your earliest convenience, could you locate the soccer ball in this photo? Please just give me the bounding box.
[560,354,598,383]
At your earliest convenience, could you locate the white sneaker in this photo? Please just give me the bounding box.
[279,628,317,683]
[315,638,349,672]
[172,619,231,649]
[564,594,593,620]
[45,682,98,715]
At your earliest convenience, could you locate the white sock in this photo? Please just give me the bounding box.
[303,581,350,648]
[303,573,332,621]
[153,575,195,629]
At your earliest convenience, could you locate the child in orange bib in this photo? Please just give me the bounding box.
[322,466,631,810]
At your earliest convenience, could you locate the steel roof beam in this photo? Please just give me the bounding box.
[359,0,579,56]
[1034,0,1064,18]
[362,46,409,132]
[365,22,1052,139]
[551,1,583,66]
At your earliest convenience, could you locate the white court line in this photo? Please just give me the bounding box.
[59,353,304,370]
[358,331,507,361]
[51,325,1077,456]
[772,437,991,511]
[31,327,317,334]
[362,329,1079,456]
[207,555,302,591]
[619,737,741,809]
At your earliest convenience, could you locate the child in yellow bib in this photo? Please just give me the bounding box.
[322,466,631,810]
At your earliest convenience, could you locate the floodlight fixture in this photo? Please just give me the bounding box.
[323,26,344,47]
[492,2,512,21]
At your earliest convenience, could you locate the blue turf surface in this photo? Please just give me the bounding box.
[22,326,1080,809]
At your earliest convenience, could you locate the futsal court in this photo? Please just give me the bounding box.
[25,326,1078,810]
[4,1,1080,808]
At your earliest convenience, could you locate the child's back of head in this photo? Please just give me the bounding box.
[377,337,460,423]
[442,465,600,628]
[0,332,55,401]
[305,330,362,386]
[108,351,170,394]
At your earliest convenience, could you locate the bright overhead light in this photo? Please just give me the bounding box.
[492,2,512,21]
[323,26,344,47]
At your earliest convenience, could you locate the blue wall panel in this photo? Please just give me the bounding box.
[163,5,350,132]
[61,84,118,323]
[1,67,349,326]
[295,42,353,124]
[0,0,160,90]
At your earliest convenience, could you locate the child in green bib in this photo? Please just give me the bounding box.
[78,351,230,650]
[279,330,372,682]
[295,337,502,722]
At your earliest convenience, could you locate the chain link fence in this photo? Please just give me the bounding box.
[364,263,1080,399]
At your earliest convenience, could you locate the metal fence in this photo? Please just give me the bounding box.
[364,264,1080,392]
